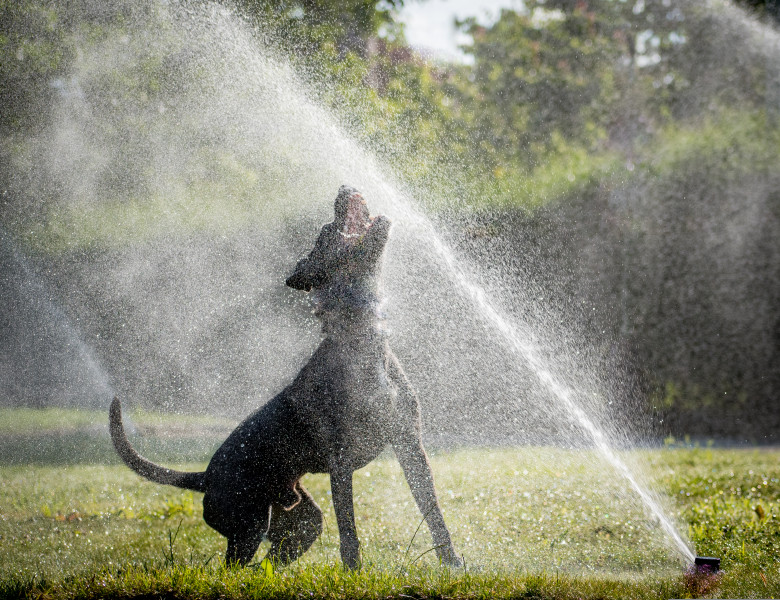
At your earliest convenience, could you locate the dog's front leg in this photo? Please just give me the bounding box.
[387,352,461,567]
[393,436,461,567]
[329,460,361,569]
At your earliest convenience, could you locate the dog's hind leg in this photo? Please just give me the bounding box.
[225,529,265,566]
[264,483,323,566]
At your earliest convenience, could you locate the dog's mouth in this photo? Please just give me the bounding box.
[340,191,376,240]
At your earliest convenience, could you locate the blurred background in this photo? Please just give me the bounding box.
[1,0,778,444]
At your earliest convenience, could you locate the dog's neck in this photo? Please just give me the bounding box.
[312,277,386,339]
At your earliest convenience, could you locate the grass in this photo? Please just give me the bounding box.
[0,407,236,435]
[0,408,778,599]
[0,407,234,466]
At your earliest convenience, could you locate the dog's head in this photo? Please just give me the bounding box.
[286,186,390,305]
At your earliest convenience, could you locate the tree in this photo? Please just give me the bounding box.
[457,4,623,169]
[0,1,69,135]
[232,0,406,56]
[734,0,780,22]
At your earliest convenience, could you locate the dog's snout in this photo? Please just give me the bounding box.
[338,185,357,197]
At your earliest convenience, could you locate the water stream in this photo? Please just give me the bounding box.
[428,224,695,564]
[368,181,696,564]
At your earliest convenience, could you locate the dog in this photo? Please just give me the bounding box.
[110,186,460,569]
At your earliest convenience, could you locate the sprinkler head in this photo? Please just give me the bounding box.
[694,556,720,573]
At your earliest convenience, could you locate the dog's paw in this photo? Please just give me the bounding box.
[437,547,463,568]
[446,556,464,568]
[340,543,361,571]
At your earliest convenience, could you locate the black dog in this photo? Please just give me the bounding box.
[110,186,460,569]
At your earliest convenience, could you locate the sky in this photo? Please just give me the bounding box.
[398,0,523,62]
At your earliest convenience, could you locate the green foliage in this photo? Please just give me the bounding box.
[3,0,776,226]
[467,137,620,211]
[445,0,777,211]
[234,0,404,54]
[735,0,780,22]
[0,0,67,133]
[643,108,780,177]
[457,4,621,168]
[626,107,780,437]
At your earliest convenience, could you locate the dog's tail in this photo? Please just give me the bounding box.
[109,397,207,493]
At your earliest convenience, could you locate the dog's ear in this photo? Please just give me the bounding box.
[361,215,391,263]
[286,254,332,291]
[285,259,315,291]
[286,222,339,291]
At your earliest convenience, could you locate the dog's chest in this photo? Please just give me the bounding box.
[321,344,398,465]
[339,353,396,428]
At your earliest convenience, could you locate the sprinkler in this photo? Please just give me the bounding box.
[694,556,721,573]
[685,556,722,596]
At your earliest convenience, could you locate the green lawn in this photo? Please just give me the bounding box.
[0,408,778,599]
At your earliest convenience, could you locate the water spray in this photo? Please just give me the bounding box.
[412,217,698,564]
[25,0,706,572]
